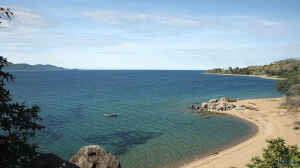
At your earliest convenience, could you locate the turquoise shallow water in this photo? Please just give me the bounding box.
[7,70,281,168]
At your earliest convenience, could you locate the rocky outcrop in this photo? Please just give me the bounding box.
[70,145,121,168]
[193,97,237,112]
[208,99,217,103]
[219,97,236,103]
[200,102,208,108]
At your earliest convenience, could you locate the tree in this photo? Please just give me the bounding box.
[0,7,14,24]
[285,84,300,112]
[276,72,300,94]
[247,138,300,168]
[0,56,44,168]
[287,84,300,96]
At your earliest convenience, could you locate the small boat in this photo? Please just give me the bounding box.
[104,113,118,117]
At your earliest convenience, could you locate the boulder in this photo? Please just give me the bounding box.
[216,104,224,111]
[201,102,208,108]
[207,103,217,110]
[208,99,218,103]
[197,97,237,112]
[219,97,236,103]
[70,145,121,168]
[215,102,236,111]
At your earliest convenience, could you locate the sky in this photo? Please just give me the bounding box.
[0,0,300,70]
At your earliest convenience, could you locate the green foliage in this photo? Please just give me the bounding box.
[276,73,300,94]
[288,85,300,96]
[0,57,44,168]
[247,138,300,168]
[207,66,252,75]
[276,73,300,112]
[207,59,300,78]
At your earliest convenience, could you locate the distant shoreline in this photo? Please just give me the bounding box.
[180,97,300,168]
[5,70,70,72]
[203,72,285,80]
[204,72,285,80]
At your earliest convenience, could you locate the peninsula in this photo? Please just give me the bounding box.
[3,63,68,71]
[205,59,300,80]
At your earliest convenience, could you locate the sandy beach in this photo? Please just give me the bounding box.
[180,97,300,168]
[204,72,285,80]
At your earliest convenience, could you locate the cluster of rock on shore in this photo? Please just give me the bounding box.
[30,145,121,168]
[193,97,237,112]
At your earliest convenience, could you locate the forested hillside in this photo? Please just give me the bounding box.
[3,63,67,71]
[207,59,300,111]
[206,59,300,78]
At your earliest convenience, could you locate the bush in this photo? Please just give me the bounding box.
[247,138,300,168]
[276,72,300,94]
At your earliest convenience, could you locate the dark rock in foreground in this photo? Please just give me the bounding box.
[70,145,121,168]
[30,145,121,168]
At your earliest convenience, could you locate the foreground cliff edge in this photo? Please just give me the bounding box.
[30,145,121,168]
[181,97,300,168]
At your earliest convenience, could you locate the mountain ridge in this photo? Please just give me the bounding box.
[4,62,68,71]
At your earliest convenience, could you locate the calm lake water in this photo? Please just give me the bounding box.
[7,70,281,168]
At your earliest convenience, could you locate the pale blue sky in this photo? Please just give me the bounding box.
[0,0,300,69]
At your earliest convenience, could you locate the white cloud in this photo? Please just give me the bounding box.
[81,10,200,26]
[1,6,300,69]
[257,19,281,26]
[14,8,48,26]
[81,10,298,37]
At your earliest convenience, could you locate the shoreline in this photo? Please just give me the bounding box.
[176,115,259,168]
[204,72,285,80]
[180,97,300,168]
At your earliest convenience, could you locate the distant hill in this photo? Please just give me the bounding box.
[206,59,300,78]
[3,63,68,71]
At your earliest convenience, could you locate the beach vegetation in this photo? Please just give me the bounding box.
[276,73,300,94]
[0,56,44,168]
[247,138,300,168]
[282,83,300,112]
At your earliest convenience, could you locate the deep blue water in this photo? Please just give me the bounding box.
[7,70,281,168]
